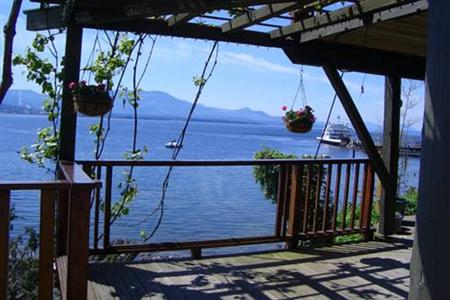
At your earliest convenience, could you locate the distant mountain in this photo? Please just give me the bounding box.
[1,89,279,124]
[113,91,278,123]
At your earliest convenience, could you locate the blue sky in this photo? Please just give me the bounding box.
[0,1,425,130]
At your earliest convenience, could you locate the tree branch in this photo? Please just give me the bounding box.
[0,0,22,105]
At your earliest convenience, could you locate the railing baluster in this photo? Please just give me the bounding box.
[282,165,291,237]
[104,166,113,249]
[94,165,102,250]
[350,163,360,229]
[359,163,369,229]
[302,164,312,234]
[275,165,287,237]
[39,189,56,300]
[312,163,322,233]
[287,164,305,250]
[0,190,11,300]
[322,164,332,232]
[332,164,342,232]
[341,164,351,230]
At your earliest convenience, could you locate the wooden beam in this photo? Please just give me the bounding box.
[410,1,450,298]
[85,18,286,48]
[0,191,10,300]
[24,6,64,31]
[283,41,425,80]
[323,66,389,188]
[270,0,426,40]
[59,20,83,161]
[167,13,197,27]
[379,75,401,236]
[221,2,304,33]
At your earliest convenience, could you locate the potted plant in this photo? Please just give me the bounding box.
[69,80,113,116]
[282,105,316,133]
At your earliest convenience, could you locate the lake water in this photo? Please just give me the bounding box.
[0,114,420,254]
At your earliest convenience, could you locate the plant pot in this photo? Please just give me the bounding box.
[284,119,313,133]
[73,94,113,117]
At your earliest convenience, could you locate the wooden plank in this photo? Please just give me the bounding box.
[284,41,425,80]
[299,0,428,44]
[76,157,369,167]
[66,187,92,300]
[323,66,390,188]
[56,187,69,257]
[59,162,101,187]
[312,163,322,233]
[104,166,112,249]
[0,180,71,190]
[341,164,351,230]
[39,190,56,300]
[275,165,287,237]
[90,235,287,255]
[332,164,341,232]
[271,0,427,40]
[379,75,401,236]
[93,166,102,250]
[167,13,197,26]
[322,164,332,232]
[350,163,360,229]
[287,164,305,250]
[302,164,312,234]
[361,165,375,234]
[56,256,68,300]
[0,190,10,300]
[59,19,83,162]
[282,165,291,237]
[221,2,304,32]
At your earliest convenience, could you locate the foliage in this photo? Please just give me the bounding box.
[8,209,39,299]
[401,186,418,215]
[282,105,316,133]
[13,32,63,170]
[253,147,296,203]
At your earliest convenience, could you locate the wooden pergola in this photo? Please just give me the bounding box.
[26,0,427,235]
[15,0,449,299]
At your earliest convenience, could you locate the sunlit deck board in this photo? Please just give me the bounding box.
[87,233,413,300]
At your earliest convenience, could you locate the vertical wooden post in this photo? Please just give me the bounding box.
[286,164,304,250]
[379,76,401,236]
[39,190,56,300]
[66,187,91,300]
[56,170,69,256]
[0,190,11,300]
[275,165,287,237]
[59,19,83,162]
[410,1,450,298]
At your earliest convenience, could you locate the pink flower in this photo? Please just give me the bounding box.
[68,82,77,90]
[281,105,288,111]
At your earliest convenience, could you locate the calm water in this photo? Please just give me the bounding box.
[0,114,420,253]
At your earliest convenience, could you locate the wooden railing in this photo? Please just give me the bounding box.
[0,162,99,300]
[78,158,375,257]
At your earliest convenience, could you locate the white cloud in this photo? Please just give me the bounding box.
[221,51,299,75]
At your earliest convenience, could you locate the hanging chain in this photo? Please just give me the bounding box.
[290,65,308,109]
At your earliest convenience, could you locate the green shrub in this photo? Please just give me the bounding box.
[402,187,418,215]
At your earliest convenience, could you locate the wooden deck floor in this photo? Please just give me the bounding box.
[88,228,413,299]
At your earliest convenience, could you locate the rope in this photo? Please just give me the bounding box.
[314,71,345,158]
[290,66,307,109]
[141,42,219,242]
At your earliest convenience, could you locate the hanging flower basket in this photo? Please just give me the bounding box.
[282,105,316,134]
[70,81,113,117]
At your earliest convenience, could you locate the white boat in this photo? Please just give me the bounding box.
[165,140,182,149]
[316,122,353,146]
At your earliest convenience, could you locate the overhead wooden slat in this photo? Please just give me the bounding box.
[299,0,428,44]
[221,2,305,33]
[167,13,197,26]
[270,0,426,39]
